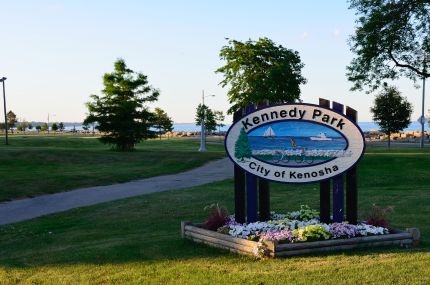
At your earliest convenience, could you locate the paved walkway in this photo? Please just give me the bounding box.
[0,158,233,225]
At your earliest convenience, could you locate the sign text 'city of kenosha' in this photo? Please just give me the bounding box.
[225,103,365,183]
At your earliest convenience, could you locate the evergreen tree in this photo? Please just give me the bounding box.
[84,59,159,150]
[234,128,252,161]
[7,111,17,133]
[59,122,65,131]
[153,107,173,139]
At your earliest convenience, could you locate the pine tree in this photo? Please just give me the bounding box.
[234,128,252,161]
[84,59,159,150]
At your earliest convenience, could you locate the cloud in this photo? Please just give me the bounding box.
[333,28,342,37]
[301,32,309,40]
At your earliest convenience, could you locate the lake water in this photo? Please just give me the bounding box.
[248,136,347,151]
[62,121,429,132]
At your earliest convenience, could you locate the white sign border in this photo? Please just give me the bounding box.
[224,103,366,184]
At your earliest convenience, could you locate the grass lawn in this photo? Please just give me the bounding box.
[0,145,429,284]
[0,135,225,201]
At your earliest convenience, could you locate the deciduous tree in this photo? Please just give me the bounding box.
[370,86,413,149]
[51,123,58,132]
[214,110,225,133]
[216,37,306,113]
[347,0,430,92]
[17,121,28,133]
[195,104,216,133]
[41,123,49,132]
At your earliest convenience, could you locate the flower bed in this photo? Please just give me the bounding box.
[181,206,420,258]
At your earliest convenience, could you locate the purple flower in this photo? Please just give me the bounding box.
[329,223,358,239]
[260,229,295,242]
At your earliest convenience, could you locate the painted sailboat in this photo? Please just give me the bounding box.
[310,132,332,141]
[263,126,276,138]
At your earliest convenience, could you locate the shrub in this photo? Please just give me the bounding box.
[365,204,394,228]
[202,203,229,231]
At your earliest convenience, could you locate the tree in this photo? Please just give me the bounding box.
[153,107,173,140]
[17,121,28,133]
[7,111,17,133]
[36,125,42,133]
[41,123,49,132]
[0,123,5,131]
[214,110,225,133]
[235,128,252,161]
[216,37,307,114]
[84,59,159,150]
[28,122,33,130]
[347,0,430,92]
[370,86,413,149]
[59,122,65,132]
[51,123,58,132]
[195,104,217,133]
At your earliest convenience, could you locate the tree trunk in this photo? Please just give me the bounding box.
[388,132,391,150]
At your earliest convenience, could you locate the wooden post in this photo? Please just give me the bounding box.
[245,104,258,223]
[233,110,246,224]
[346,106,358,224]
[332,101,345,222]
[257,101,270,221]
[319,98,331,223]
[258,179,270,221]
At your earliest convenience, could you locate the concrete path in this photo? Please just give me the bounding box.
[0,158,233,225]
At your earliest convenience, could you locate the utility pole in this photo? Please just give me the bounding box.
[1,77,8,145]
[421,77,426,148]
[198,90,215,152]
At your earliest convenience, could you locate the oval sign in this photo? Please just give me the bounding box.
[225,103,365,183]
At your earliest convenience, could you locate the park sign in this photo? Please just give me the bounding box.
[225,103,365,183]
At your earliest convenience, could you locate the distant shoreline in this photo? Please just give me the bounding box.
[23,121,430,132]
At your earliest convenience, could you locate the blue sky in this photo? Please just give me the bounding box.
[248,121,342,138]
[0,1,426,123]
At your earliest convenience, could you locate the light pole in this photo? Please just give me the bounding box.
[47,113,56,134]
[420,77,426,148]
[0,77,8,145]
[198,90,215,152]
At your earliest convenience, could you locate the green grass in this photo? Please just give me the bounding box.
[0,145,429,284]
[0,135,225,201]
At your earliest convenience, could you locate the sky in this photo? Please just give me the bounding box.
[0,0,427,124]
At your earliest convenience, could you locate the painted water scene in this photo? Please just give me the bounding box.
[248,121,350,166]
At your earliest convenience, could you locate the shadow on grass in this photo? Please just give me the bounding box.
[1,146,430,268]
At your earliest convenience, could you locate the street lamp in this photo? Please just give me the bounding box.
[47,113,56,134]
[0,77,8,145]
[420,76,426,148]
[198,90,215,152]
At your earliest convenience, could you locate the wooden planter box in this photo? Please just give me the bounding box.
[181,221,420,258]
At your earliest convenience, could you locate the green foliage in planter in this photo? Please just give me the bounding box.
[287,205,320,221]
[293,225,330,242]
